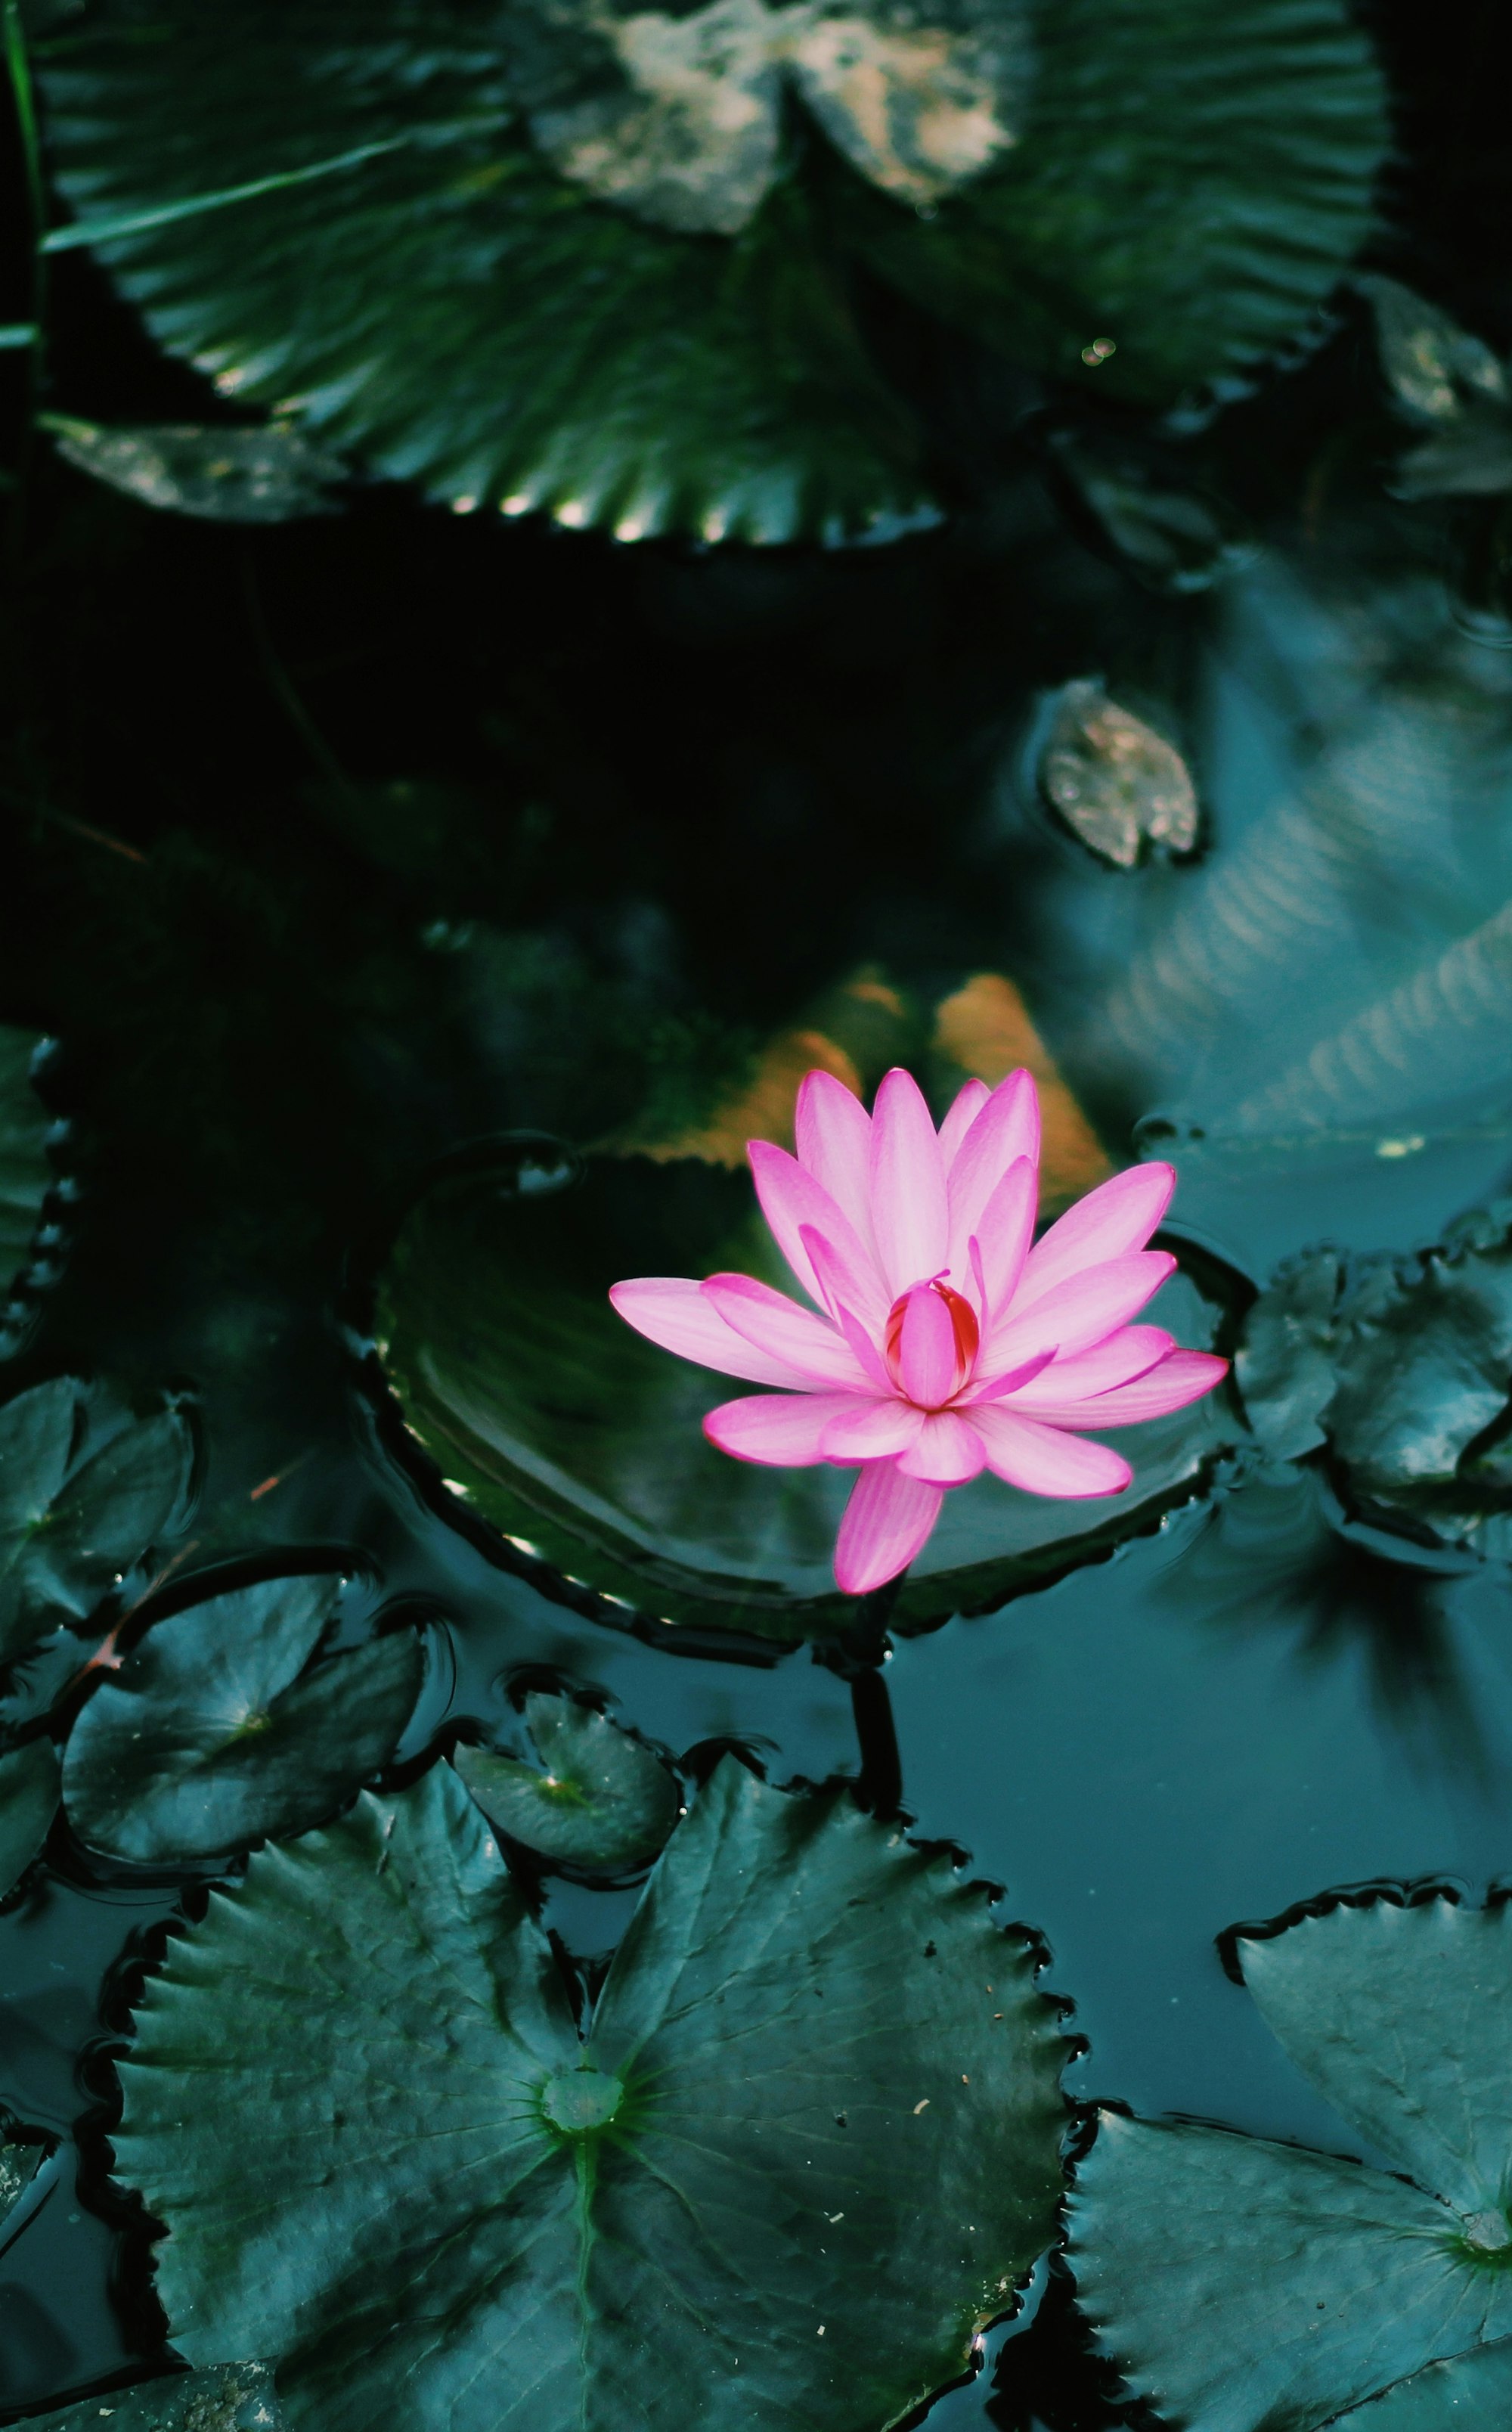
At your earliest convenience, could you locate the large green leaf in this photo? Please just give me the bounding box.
[62,1574,425,1863]
[836,0,1388,403]
[36,8,934,546]
[0,1378,196,1668]
[114,1755,1067,2432]
[22,2365,282,2432]
[373,1152,1232,1645]
[1068,1897,1512,2432]
[455,1692,680,1872]
[0,1735,60,1900]
[0,1025,54,1326]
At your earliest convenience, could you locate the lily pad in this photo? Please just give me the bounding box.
[43,416,346,520]
[0,1025,56,1327]
[1,1379,196,1669]
[455,1692,680,1872]
[1362,277,1512,501]
[373,1150,1232,1645]
[22,2365,282,2432]
[1068,1894,1512,2432]
[0,1736,60,1900]
[114,1754,1067,2432]
[1235,1202,1512,1546]
[1037,682,1198,870]
[62,1574,425,1863]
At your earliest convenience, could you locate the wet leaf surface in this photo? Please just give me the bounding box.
[114,1757,1067,2432]
[374,1151,1232,1643]
[23,2365,283,2432]
[1038,684,1198,870]
[63,1574,425,1863]
[0,1737,60,1902]
[44,419,347,522]
[1069,1897,1512,2432]
[455,1692,680,1872]
[0,2136,45,2223]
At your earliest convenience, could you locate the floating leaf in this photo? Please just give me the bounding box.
[455,1692,680,1872]
[43,416,346,521]
[22,2365,282,2432]
[1236,1203,1512,1544]
[0,1379,196,1669]
[1038,682,1198,871]
[115,1756,1067,2432]
[1068,1895,1512,2432]
[63,1575,424,1863]
[1361,278,1512,501]
[0,1736,60,1900]
[0,2135,45,2220]
[373,1149,1230,1644]
[0,1025,56,1329]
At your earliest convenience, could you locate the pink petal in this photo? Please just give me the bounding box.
[965,1157,1037,1324]
[701,1274,872,1389]
[937,1077,991,1168]
[819,1400,925,1460]
[983,1251,1177,1374]
[1014,1163,1176,1312]
[609,1278,816,1388]
[971,1407,1133,1498]
[1014,1351,1228,1428]
[747,1140,888,1327]
[705,1391,875,1466]
[826,1283,896,1393]
[961,1348,1057,1404]
[834,1460,944,1594]
[947,1069,1040,1276]
[795,1070,875,1254]
[1003,1326,1175,1407]
[869,1067,949,1296]
[896,1285,959,1407]
[898,1411,986,1485]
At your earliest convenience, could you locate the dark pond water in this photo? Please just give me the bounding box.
[7,5,1512,2427]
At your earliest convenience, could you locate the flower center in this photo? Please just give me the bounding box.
[884,1278,980,1403]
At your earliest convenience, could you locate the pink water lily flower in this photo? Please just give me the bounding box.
[609,1066,1227,1596]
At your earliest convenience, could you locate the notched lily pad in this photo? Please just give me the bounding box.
[373,1149,1232,1646]
[1069,1894,1512,2432]
[455,1692,680,1872]
[1236,1202,1512,1547]
[1,1377,197,1669]
[0,1736,60,1901]
[1038,682,1198,870]
[114,1755,1068,2432]
[22,2365,282,2432]
[62,1574,425,1863]
[43,416,346,521]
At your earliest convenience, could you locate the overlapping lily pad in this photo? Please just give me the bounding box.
[1,1377,196,1669]
[0,1736,60,1900]
[1068,1894,1512,2432]
[455,1692,680,1872]
[114,1754,1067,2432]
[34,0,1385,540]
[1236,1200,1512,1549]
[1,1025,57,1338]
[373,1149,1233,1644]
[63,1574,425,1863]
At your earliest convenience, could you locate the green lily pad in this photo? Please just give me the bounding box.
[21,2365,282,2432]
[42,415,346,520]
[0,1735,60,1900]
[373,1151,1232,1646]
[62,1574,425,1863]
[455,1692,680,1872]
[114,1754,1067,2432]
[0,1025,56,1329]
[1236,1202,1512,1546]
[1068,1895,1512,2432]
[1,1378,196,1668]
[835,0,1388,404]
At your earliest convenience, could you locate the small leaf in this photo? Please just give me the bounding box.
[1361,276,1508,426]
[1068,1897,1512,2432]
[456,1693,680,1871]
[0,2136,45,2220]
[114,1757,1068,2432]
[62,1574,424,1862]
[0,1736,60,1902]
[43,417,345,521]
[1038,683,1198,872]
[0,1025,57,1326]
[20,2365,283,2432]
